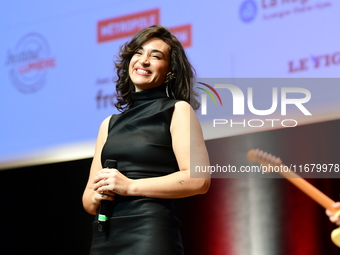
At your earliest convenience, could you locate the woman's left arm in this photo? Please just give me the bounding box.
[93,101,210,198]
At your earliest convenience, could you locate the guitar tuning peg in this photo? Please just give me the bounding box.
[270,155,277,164]
[275,157,281,164]
[258,150,264,157]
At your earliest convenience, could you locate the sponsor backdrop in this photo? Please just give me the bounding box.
[1,0,339,169]
[1,1,340,255]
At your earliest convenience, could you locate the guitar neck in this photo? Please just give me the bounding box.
[247,149,336,213]
[277,165,336,213]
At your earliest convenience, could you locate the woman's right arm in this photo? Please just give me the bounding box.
[82,116,114,215]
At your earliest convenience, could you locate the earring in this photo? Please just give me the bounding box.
[165,72,176,84]
[165,72,176,98]
[166,84,170,97]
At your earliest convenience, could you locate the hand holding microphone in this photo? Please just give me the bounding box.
[93,163,133,197]
[97,159,117,232]
[93,159,134,231]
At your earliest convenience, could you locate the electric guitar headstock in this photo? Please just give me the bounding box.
[247,149,282,172]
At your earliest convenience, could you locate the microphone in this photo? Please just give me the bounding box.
[98,159,117,232]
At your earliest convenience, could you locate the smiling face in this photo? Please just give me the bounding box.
[129,38,170,92]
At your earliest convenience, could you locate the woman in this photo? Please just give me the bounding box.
[82,25,210,254]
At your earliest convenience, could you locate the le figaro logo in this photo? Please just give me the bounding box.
[6,33,56,93]
[196,79,312,129]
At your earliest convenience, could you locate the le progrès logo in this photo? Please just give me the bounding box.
[6,33,56,93]
[196,79,312,128]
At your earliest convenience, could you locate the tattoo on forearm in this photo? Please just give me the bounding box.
[178,180,184,185]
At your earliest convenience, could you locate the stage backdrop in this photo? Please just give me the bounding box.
[1,0,340,169]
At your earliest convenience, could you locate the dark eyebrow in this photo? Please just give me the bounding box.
[150,49,165,56]
[138,46,165,56]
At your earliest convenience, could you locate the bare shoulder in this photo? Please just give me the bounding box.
[100,115,111,129]
[173,100,193,117]
[174,100,191,109]
[171,101,201,131]
[98,116,111,133]
[96,115,112,144]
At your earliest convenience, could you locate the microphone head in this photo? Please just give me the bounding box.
[104,159,117,169]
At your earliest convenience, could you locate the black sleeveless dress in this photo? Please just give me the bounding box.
[90,85,184,255]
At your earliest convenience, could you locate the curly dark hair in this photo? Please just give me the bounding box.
[114,25,199,112]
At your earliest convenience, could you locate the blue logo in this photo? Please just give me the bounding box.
[240,0,257,23]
